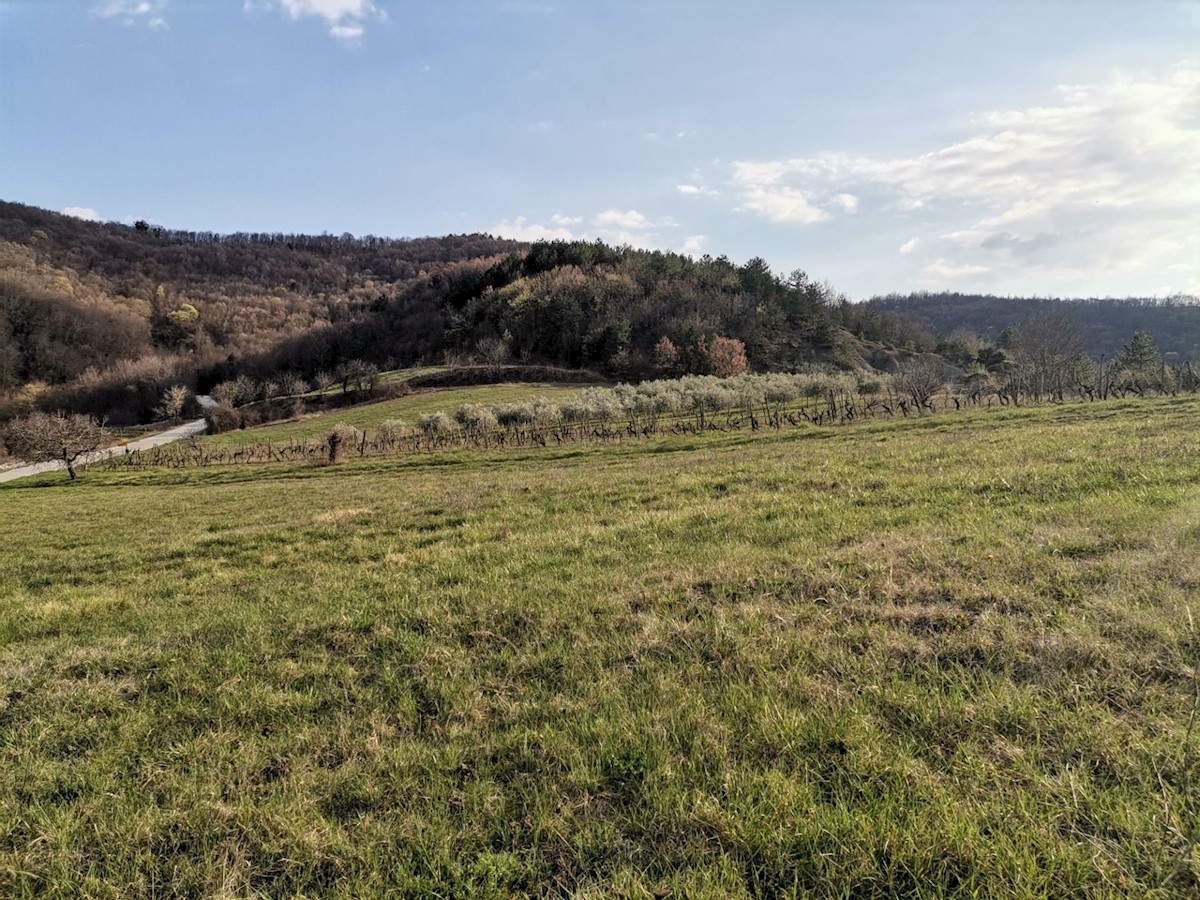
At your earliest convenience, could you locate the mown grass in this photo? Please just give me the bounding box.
[2,398,1199,897]
[203,382,586,449]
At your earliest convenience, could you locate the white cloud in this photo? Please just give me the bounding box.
[592,209,652,230]
[899,237,919,254]
[259,0,385,41]
[92,0,167,27]
[490,216,576,242]
[731,64,1200,292]
[490,208,680,251]
[731,162,828,224]
[680,234,705,255]
[63,207,101,222]
[676,183,718,197]
[831,193,859,214]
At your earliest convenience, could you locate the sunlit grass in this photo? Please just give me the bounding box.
[2,397,1198,896]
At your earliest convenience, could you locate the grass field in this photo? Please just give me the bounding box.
[203,382,587,449]
[2,398,1199,896]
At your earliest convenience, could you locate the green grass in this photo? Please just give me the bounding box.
[204,382,586,449]
[305,365,450,397]
[2,398,1199,897]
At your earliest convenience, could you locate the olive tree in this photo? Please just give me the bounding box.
[3,411,106,480]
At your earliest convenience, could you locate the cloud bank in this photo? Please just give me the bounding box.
[730,65,1200,291]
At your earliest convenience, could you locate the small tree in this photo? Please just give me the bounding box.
[153,385,191,421]
[1115,330,1163,389]
[3,412,106,480]
[652,336,680,376]
[475,336,510,370]
[337,360,379,395]
[707,335,749,377]
[897,357,948,410]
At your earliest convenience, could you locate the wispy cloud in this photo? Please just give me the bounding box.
[899,237,919,255]
[92,0,167,29]
[490,216,576,242]
[255,0,386,42]
[62,206,101,222]
[731,64,1200,291]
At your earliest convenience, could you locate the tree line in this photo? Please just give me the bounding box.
[864,291,1200,361]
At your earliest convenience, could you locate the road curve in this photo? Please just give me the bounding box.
[0,395,215,485]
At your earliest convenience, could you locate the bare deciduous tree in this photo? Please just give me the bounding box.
[153,384,191,420]
[3,412,106,480]
[897,357,949,410]
[1019,313,1086,400]
[475,336,510,370]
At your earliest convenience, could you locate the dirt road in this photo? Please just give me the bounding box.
[0,397,214,485]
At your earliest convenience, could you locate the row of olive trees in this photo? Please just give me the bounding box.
[319,372,906,463]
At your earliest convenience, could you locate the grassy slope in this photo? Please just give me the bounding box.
[2,399,1199,897]
[203,382,586,449]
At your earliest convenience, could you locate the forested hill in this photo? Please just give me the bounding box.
[866,292,1200,361]
[0,201,851,424]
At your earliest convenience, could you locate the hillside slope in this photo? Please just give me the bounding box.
[0,203,859,423]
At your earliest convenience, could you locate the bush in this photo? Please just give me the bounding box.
[377,419,408,447]
[417,412,454,439]
[453,405,498,436]
[204,403,242,433]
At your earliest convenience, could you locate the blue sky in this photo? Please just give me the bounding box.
[2,1,1198,298]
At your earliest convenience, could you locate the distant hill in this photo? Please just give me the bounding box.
[865,292,1200,361]
[0,202,854,424]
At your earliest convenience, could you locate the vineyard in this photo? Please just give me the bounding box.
[100,368,1200,472]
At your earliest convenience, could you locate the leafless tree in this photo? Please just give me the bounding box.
[1019,313,1086,400]
[896,357,949,411]
[475,336,510,370]
[3,412,106,480]
[153,384,191,420]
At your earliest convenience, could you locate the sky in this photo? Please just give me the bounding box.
[1,1,1198,299]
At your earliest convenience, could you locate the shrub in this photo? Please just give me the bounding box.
[376,419,408,447]
[417,412,454,439]
[204,403,242,434]
[454,404,498,436]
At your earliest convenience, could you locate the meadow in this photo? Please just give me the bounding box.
[2,396,1199,897]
